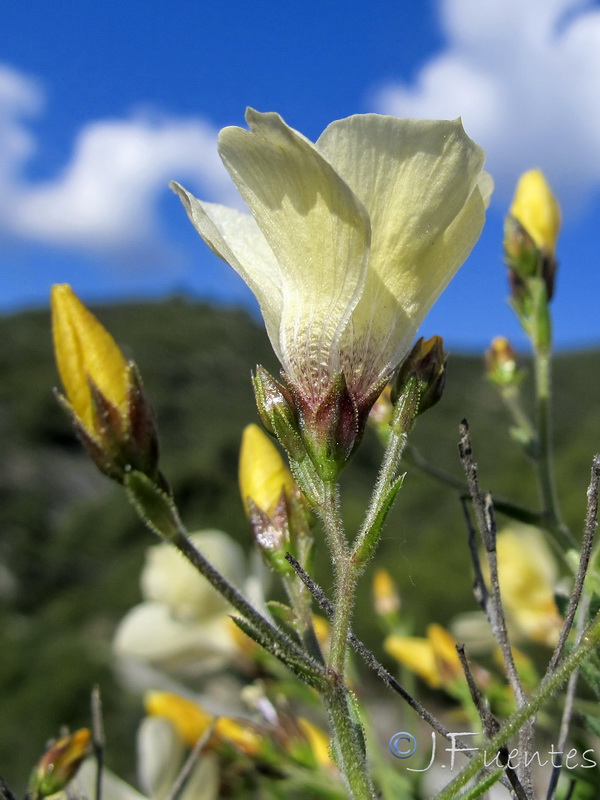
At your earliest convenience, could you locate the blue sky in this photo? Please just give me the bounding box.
[2,0,600,351]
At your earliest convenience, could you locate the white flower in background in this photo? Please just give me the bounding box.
[71,760,150,800]
[113,530,248,676]
[173,109,491,414]
[137,715,219,800]
[69,720,218,800]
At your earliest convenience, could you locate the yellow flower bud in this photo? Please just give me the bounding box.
[29,729,91,798]
[51,284,129,434]
[239,424,296,515]
[427,623,463,685]
[509,169,561,256]
[485,336,521,387]
[51,284,159,483]
[312,614,331,653]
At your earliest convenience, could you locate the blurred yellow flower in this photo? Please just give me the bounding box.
[492,525,562,646]
[384,624,462,689]
[510,169,560,256]
[239,423,295,515]
[145,691,263,756]
[297,717,332,768]
[372,568,400,616]
[485,336,521,387]
[173,110,490,415]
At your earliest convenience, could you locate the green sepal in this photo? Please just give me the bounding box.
[252,366,307,462]
[353,474,405,566]
[124,470,180,540]
[230,616,328,691]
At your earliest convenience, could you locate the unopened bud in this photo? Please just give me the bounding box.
[239,424,311,576]
[392,336,447,421]
[239,424,296,517]
[485,337,522,388]
[29,729,91,798]
[505,170,560,304]
[510,169,560,257]
[51,285,160,484]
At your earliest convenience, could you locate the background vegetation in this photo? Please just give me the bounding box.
[1,298,599,789]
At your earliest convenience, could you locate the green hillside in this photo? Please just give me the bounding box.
[1,297,599,787]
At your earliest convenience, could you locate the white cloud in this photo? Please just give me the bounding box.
[0,64,237,254]
[372,0,600,208]
[0,65,42,207]
[9,115,237,249]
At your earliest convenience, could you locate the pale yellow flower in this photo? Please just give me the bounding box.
[510,169,560,255]
[113,530,246,673]
[492,525,562,646]
[172,110,491,411]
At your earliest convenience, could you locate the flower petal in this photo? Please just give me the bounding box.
[113,603,235,672]
[170,182,284,359]
[137,716,184,799]
[318,116,488,386]
[218,108,371,398]
[141,530,245,621]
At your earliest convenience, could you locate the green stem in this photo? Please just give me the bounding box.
[533,345,576,550]
[329,554,359,677]
[436,610,600,799]
[324,684,376,800]
[314,480,376,797]
[319,480,348,562]
[500,384,537,448]
[353,388,415,567]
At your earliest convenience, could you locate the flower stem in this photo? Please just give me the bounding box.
[533,344,575,551]
[352,388,414,567]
